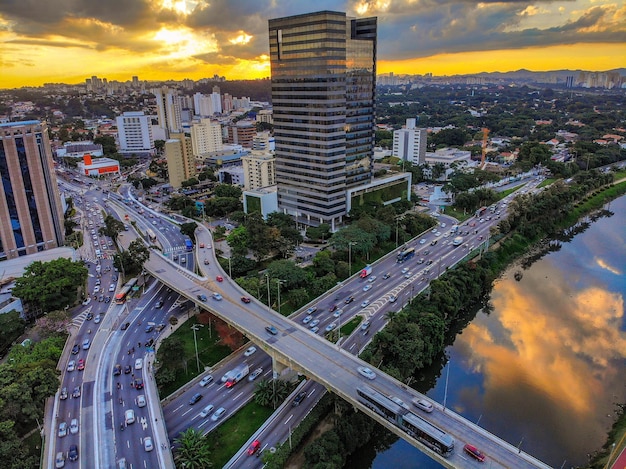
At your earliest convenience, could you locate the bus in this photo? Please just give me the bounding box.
[475,206,487,217]
[396,247,415,263]
[147,229,157,243]
[114,278,138,304]
[185,239,193,251]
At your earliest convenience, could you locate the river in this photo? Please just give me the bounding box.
[360,196,626,469]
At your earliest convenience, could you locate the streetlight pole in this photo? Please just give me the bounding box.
[276,279,285,315]
[191,324,204,372]
[348,242,356,276]
[266,274,271,311]
[228,256,232,277]
[443,358,450,412]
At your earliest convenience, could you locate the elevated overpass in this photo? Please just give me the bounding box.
[114,205,551,469]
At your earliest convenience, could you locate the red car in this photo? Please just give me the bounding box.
[77,359,85,371]
[329,304,337,312]
[216,275,223,282]
[241,296,251,303]
[199,243,205,248]
[247,440,261,456]
[463,443,486,462]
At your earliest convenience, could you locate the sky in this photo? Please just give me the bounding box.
[1,0,625,89]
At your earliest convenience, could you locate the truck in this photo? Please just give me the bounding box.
[452,236,464,246]
[450,225,459,233]
[225,364,249,388]
[360,265,373,278]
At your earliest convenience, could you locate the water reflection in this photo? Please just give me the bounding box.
[370,196,626,468]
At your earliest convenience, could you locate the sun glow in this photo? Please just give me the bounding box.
[229,32,253,45]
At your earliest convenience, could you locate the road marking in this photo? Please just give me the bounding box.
[197,419,208,428]
[284,414,293,424]
[232,391,244,401]
[181,408,194,417]
[309,388,316,397]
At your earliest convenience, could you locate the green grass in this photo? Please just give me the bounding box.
[340,316,362,336]
[497,184,524,199]
[25,431,43,463]
[442,206,470,222]
[206,401,274,467]
[537,178,556,188]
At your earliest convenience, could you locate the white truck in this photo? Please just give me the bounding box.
[452,236,464,246]
[225,364,250,388]
[360,265,373,278]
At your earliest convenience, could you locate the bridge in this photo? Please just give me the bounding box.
[114,202,551,469]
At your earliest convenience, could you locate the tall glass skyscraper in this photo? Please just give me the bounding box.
[269,11,377,230]
[0,120,65,259]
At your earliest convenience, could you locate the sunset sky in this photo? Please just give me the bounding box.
[1,0,625,89]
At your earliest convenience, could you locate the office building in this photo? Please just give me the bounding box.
[252,131,275,151]
[77,154,120,176]
[226,121,256,148]
[393,118,427,165]
[269,11,377,229]
[191,119,223,157]
[165,132,196,188]
[116,111,155,156]
[241,150,276,190]
[0,120,65,259]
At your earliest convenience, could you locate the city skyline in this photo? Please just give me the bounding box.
[1,0,625,89]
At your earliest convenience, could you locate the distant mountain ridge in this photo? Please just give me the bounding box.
[449,68,626,79]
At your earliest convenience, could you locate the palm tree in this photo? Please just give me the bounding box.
[173,428,213,469]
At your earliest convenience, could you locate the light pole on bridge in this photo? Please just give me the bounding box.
[191,324,205,373]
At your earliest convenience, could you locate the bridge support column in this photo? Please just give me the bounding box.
[271,358,298,382]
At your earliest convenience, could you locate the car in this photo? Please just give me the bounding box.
[248,367,263,381]
[423,249,430,255]
[197,294,207,302]
[180,257,186,263]
[265,325,278,335]
[309,319,320,328]
[244,346,257,357]
[329,304,337,312]
[86,312,93,321]
[463,443,486,462]
[55,451,66,468]
[173,255,179,261]
[241,296,251,303]
[325,322,337,332]
[382,272,391,279]
[124,365,132,374]
[367,275,377,283]
[70,418,79,435]
[357,366,376,380]
[389,295,397,303]
[426,260,433,265]
[431,228,437,233]
[391,396,410,410]
[145,325,154,333]
[200,404,215,418]
[94,314,101,324]
[72,386,81,398]
[155,301,163,309]
[199,243,205,248]
[199,375,214,387]
[362,284,372,292]
[211,407,226,421]
[404,272,412,279]
[109,284,116,292]
[216,275,223,282]
[417,258,424,264]
[430,240,437,246]
[413,398,434,413]
[82,297,91,306]
[121,322,130,330]
[361,299,370,308]
[212,292,223,301]
[82,338,90,350]
[68,445,79,462]
[155,323,166,332]
[93,285,100,293]
[117,458,127,469]
[133,378,144,390]
[125,409,135,425]
[247,440,261,456]
[440,222,446,228]
[344,296,354,304]
[333,309,343,318]
[302,315,313,324]
[98,294,104,302]
[189,393,203,405]
[360,321,371,331]
[67,360,76,372]
[311,326,320,333]
[292,391,307,407]
[71,344,80,355]
[135,358,143,370]
[306,306,318,314]
[144,436,154,452]
[137,395,146,408]
[77,359,85,371]
[434,231,441,237]
[204,258,210,265]
[58,421,68,437]
[60,387,68,400]
[401,267,409,274]
[419,239,426,244]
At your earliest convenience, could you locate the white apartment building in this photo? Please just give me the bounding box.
[116,111,155,156]
[256,109,273,125]
[252,131,275,151]
[241,150,276,190]
[165,132,196,188]
[191,119,223,157]
[392,118,427,165]
[154,87,182,135]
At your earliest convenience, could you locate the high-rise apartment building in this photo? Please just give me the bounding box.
[191,119,223,157]
[393,118,427,165]
[154,87,182,136]
[226,121,256,148]
[241,150,276,190]
[269,11,377,228]
[165,132,196,188]
[0,121,65,259]
[117,111,155,156]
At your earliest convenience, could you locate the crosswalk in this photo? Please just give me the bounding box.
[162,245,188,254]
[71,307,92,329]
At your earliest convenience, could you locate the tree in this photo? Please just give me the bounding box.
[93,135,117,155]
[173,428,213,469]
[113,239,150,276]
[266,260,308,290]
[12,258,88,315]
[0,311,26,356]
[180,222,198,241]
[100,215,125,241]
[254,378,293,409]
[213,184,242,198]
[227,226,249,257]
[306,223,331,242]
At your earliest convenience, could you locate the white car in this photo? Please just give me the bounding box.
[67,360,76,372]
[58,421,68,437]
[367,275,377,283]
[248,367,263,381]
[200,404,215,418]
[211,407,226,421]
[333,309,343,318]
[199,375,214,387]
[431,228,437,233]
[401,267,409,274]
[361,299,370,308]
[309,319,320,328]
[70,418,79,435]
[434,231,441,237]
[244,346,257,357]
[302,315,313,324]
[419,239,426,244]
[137,395,147,408]
[325,323,337,332]
[413,398,434,413]
[389,295,397,303]
[357,366,376,380]
[144,436,154,452]
[362,284,372,292]
[135,358,143,370]
[404,272,412,279]
[311,326,320,333]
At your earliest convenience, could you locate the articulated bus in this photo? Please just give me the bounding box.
[114,278,138,304]
[396,247,415,263]
[147,229,157,243]
[475,206,487,217]
[185,239,193,251]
